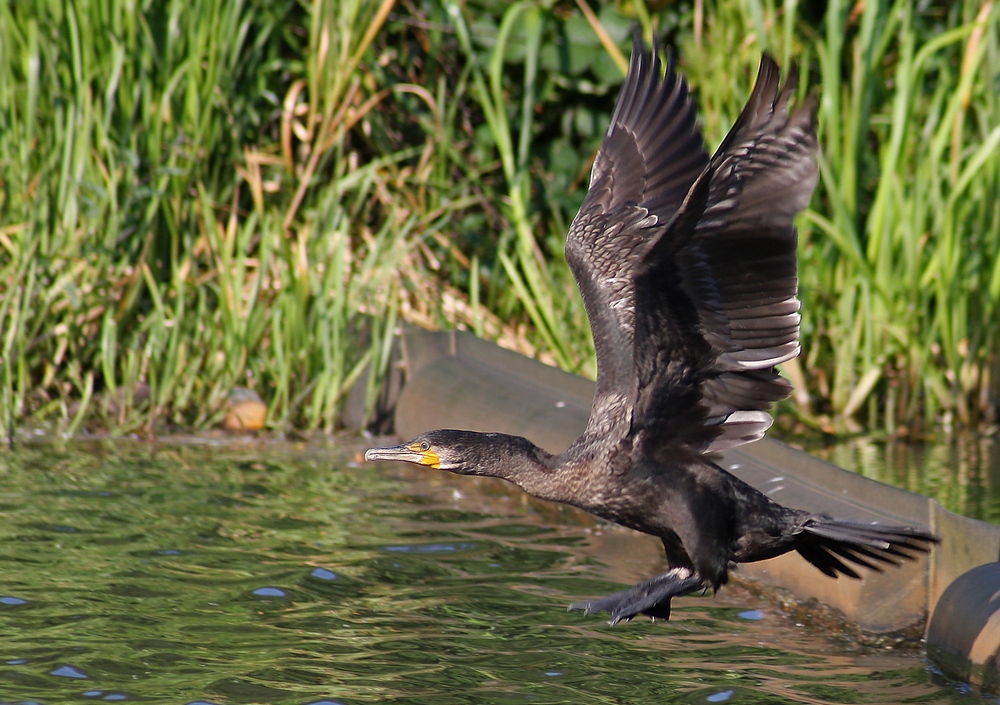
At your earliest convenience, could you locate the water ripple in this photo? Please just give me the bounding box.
[0,440,967,704]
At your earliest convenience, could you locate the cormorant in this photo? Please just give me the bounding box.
[365,37,938,625]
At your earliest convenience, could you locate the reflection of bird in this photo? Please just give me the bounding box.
[366,37,938,624]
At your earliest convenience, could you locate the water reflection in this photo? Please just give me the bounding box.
[0,438,979,703]
[802,434,1000,523]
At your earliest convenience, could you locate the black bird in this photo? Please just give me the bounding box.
[365,37,937,625]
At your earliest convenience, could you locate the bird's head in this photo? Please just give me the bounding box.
[364,430,481,474]
[364,429,548,479]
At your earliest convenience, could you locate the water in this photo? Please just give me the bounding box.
[803,434,1000,523]
[0,437,980,704]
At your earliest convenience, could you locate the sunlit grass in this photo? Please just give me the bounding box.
[804,0,1000,433]
[1,0,998,438]
[481,0,1000,434]
[0,0,418,434]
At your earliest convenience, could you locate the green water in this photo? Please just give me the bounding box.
[807,435,1000,524]
[0,438,973,704]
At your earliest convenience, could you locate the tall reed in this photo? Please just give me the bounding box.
[464,0,1000,433]
[2,0,997,438]
[807,0,999,432]
[1,0,428,434]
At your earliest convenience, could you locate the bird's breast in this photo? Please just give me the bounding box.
[563,465,668,535]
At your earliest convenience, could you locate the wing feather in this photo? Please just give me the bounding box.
[565,34,709,444]
[631,54,818,456]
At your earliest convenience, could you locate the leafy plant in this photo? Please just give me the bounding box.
[1,0,998,439]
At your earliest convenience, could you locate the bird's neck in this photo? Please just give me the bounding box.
[464,433,563,497]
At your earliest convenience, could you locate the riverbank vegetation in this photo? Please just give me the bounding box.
[1,0,997,439]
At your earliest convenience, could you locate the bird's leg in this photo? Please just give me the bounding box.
[569,567,705,625]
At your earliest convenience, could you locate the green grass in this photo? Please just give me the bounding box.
[800,0,1000,434]
[1,0,998,438]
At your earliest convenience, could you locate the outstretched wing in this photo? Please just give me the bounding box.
[565,35,709,442]
[632,55,818,457]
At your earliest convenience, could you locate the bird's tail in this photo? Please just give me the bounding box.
[796,517,938,579]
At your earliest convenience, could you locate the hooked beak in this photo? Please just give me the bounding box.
[364,443,441,468]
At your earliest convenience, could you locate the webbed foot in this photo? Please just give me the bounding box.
[569,567,704,625]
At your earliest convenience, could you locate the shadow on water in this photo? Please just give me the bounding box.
[0,436,985,704]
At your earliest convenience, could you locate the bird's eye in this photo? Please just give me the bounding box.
[419,441,430,451]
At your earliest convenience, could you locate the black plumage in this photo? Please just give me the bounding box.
[365,37,938,625]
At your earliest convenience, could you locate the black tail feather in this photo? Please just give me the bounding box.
[797,542,860,579]
[796,517,937,580]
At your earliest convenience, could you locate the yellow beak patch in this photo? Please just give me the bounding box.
[408,443,441,469]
